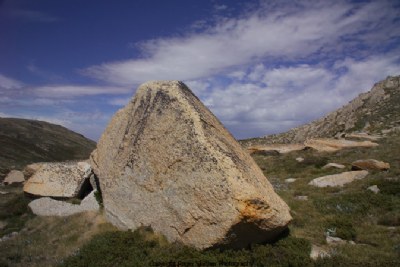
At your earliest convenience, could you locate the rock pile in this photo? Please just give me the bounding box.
[23,161,93,198]
[90,81,291,249]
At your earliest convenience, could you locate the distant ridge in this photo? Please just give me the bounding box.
[242,75,400,145]
[0,117,96,179]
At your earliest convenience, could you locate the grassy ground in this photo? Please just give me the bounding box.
[0,133,399,266]
[0,185,116,267]
[252,132,400,264]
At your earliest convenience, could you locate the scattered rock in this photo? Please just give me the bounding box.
[296,157,304,162]
[248,144,306,154]
[345,132,381,141]
[295,196,308,201]
[351,159,390,171]
[367,185,380,194]
[305,138,378,152]
[310,245,330,260]
[326,236,355,245]
[3,170,25,185]
[326,236,347,245]
[322,163,346,169]
[0,220,7,230]
[285,178,297,183]
[90,81,292,249]
[24,161,93,198]
[0,231,18,242]
[309,171,369,187]
[0,191,8,195]
[28,190,100,216]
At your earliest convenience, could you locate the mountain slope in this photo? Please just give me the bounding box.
[244,75,400,145]
[0,118,96,179]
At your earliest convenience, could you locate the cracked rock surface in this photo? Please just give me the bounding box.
[90,81,291,249]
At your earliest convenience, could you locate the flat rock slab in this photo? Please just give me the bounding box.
[322,163,346,169]
[309,171,369,187]
[24,161,92,198]
[345,133,382,141]
[248,144,306,154]
[28,190,99,216]
[352,159,390,171]
[91,81,291,249]
[304,138,378,152]
[3,170,25,185]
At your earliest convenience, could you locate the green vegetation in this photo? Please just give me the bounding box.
[60,227,313,267]
[0,186,33,238]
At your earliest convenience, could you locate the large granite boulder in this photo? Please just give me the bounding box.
[90,81,291,249]
[23,161,92,198]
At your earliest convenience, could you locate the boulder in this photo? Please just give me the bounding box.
[295,196,308,201]
[367,185,380,194]
[285,178,297,183]
[304,138,378,152]
[308,171,369,187]
[322,163,346,169]
[3,170,25,185]
[24,161,92,198]
[90,81,291,249]
[310,245,329,260]
[28,190,100,216]
[248,144,306,154]
[296,157,304,162]
[351,159,390,171]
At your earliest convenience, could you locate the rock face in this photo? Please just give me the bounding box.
[351,159,390,171]
[254,75,400,144]
[304,138,378,152]
[309,171,369,187]
[28,190,100,216]
[90,81,291,249]
[24,161,92,198]
[3,170,25,185]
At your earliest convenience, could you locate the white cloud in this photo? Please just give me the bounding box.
[0,74,24,90]
[195,54,400,138]
[33,85,133,98]
[83,1,398,85]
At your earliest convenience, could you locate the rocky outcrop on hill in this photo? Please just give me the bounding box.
[252,75,400,144]
[0,117,96,181]
[91,81,291,249]
[23,161,93,198]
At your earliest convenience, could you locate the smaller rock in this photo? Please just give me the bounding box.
[352,159,390,171]
[322,163,346,169]
[28,190,100,217]
[326,236,347,245]
[3,170,25,185]
[0,231,18,242]
[285,178,297,183]
[24,161,92,198]
[367,185,380,194]
[0,191,8,195]
[309,171,369,187]
[296,157,304,162]
[310,245,329,260]
[0,220,7,230]
[295,195,308,201]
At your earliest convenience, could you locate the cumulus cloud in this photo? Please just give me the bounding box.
[193,54,400,139]
[83,1,399,85]
[0,74,24,90]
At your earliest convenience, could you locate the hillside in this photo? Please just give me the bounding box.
[242,75,400,146]
[0,118,96,180]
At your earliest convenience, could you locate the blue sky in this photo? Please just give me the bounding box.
[1,0,400,141]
